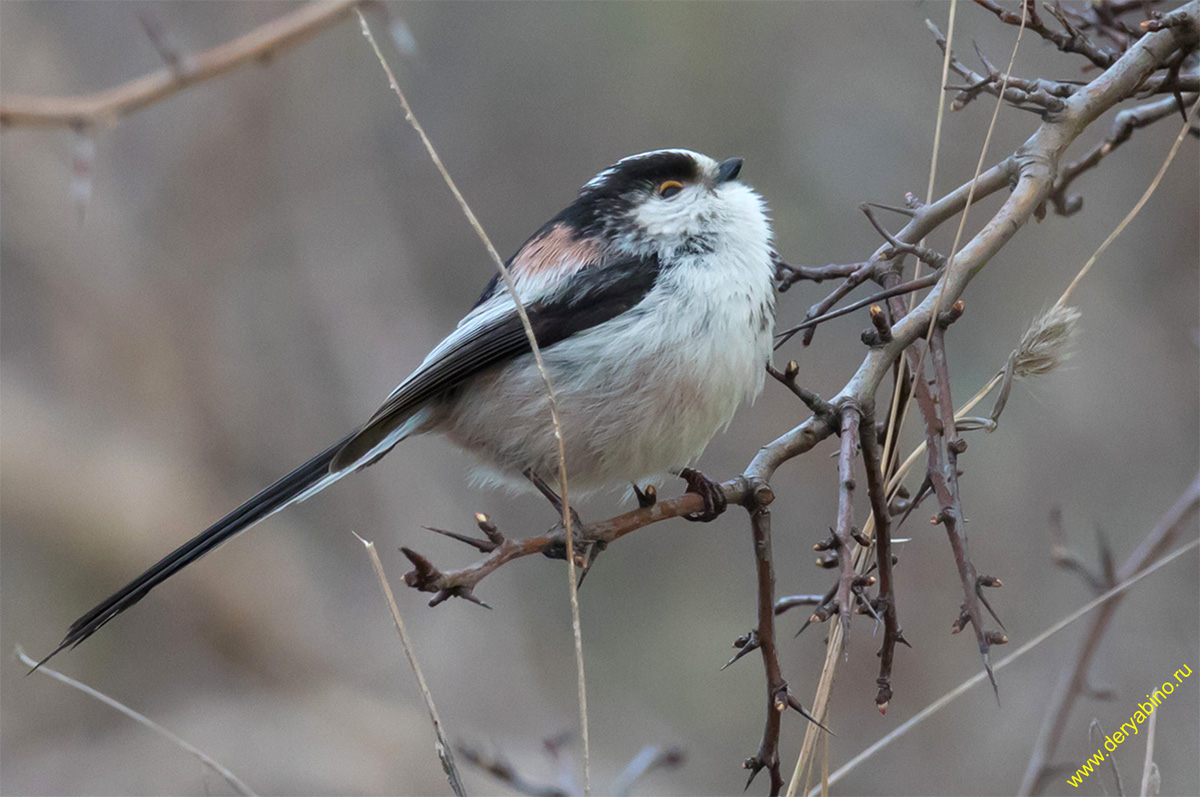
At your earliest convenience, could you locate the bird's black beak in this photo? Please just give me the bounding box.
[716,157,744,184]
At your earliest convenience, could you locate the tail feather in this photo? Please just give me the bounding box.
[38,432,360,669]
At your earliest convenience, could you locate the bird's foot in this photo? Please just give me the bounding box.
[679,467,727,522]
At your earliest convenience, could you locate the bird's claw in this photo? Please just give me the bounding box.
[679,468,727,522]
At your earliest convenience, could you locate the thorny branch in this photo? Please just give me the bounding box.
[396,6,1198,789]
[858,404,908,714]
[17,3,1192,794]
[908,307,1008,693]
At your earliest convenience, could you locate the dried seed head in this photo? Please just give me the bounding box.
[1014,305,1081,379]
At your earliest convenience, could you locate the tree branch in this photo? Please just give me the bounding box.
[0,1,360,129]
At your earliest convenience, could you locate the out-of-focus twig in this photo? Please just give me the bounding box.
[0,1,361,129]
[1018,473,1200,795]
[809,536,1200,795]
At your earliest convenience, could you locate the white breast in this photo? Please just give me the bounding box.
[438,182,776,494]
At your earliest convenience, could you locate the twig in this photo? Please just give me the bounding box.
[859,404,907,714]
[910,321,1002,695]
[354,533,465,797]
[15,645,255,796]
[741,490,787,796]
[354,12,591,792]
[808,537,1200,795]
[0,1,360,129]
[1089,719,1126,797]
[972,0,1117,67]
[1057,95,1200,305]
[457,743,568,797]
[1018,473,1200,795]
[774,273,941,347]
[930,23,1073,113]
[1050,92,1199,215]
[611,746,687,797]
[831,407,862,647]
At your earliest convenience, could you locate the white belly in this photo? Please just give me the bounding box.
[435,253,775,495]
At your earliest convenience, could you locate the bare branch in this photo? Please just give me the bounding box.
[1049,92,1199,215]
[0,1,361,129]
[1019,473,1200,795]
[972,0,1118,68]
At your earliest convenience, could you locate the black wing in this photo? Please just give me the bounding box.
[42,253,659,665]
[331,254,660,471]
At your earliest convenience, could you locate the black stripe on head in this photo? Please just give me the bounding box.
[558,150,702,236]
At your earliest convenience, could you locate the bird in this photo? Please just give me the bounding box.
[42,148,777,665]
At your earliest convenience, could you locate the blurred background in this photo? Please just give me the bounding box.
[2,2,1196,795]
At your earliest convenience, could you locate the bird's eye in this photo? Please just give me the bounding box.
[658,180,684,199]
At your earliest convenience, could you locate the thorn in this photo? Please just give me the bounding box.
[423,525,496,553]
[787,694,835,734]
[864,200,916,218]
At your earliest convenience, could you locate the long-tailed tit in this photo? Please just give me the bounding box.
[44,149,777,663]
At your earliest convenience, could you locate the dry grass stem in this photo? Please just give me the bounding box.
[354,13,590,792]
[354,533,466,797]
[15,645,255,796]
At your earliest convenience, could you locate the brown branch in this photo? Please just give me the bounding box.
[775,273,941,348]
[457,742,569,797]
[1018,473,1200,795]
[859,404,907,715]
[972,0,1118,68]
[773,254,864,292]
[908,313,1005,693]
[0,1,360,129]
[741,493,786,796]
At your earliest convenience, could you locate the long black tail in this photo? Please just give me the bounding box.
[38,432,358,669]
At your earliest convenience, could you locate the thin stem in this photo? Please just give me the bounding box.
[355,13,590,792]
[16,646,255,796]
[354,533,466,796]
